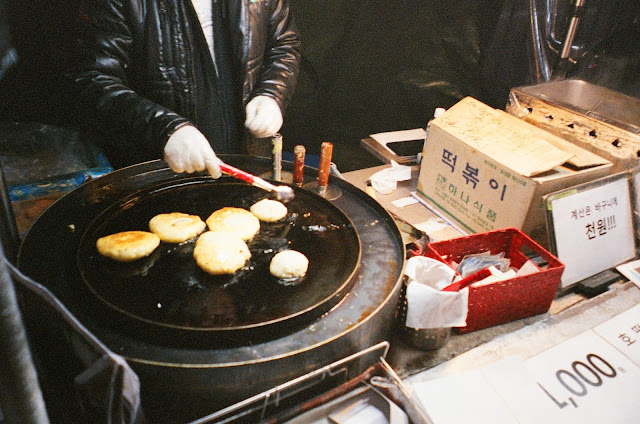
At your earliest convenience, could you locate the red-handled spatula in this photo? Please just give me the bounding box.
[441,267,492,292]
[219,162,295,202]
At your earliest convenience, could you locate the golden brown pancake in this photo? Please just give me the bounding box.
[96,231,160,262]
[250,198,288,222]
[193,231,251,275]
[205,207,260,241]
[149,212,206,243]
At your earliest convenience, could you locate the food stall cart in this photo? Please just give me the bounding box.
[1,81,640,423]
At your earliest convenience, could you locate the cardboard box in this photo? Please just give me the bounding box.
[507,80,640,174]
[415,97,613,247]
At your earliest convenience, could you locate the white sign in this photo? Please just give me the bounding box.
[617,259,640,289]
[411,357,559,424]
[525,329,640,423]
[545,174,636,287]
[593,304,640,368]
[410,306,640,423]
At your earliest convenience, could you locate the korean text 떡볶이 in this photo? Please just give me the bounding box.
[441,149,508,201]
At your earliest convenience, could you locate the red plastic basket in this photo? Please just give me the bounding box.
[423,227,564,333]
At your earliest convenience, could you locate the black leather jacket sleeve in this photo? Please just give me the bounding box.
[238,0,301,112]
[69,0,301,167]
[71,0,190,165]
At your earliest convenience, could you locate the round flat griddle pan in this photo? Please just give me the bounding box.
[19,160,360,347]
[17,157,406,422]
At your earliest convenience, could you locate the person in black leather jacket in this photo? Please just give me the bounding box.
[69,0,301,175]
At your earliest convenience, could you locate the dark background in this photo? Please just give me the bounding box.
[1,0,639,171]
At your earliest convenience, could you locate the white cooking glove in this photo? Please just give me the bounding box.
[163,125,222,178]
[244,95,283,138]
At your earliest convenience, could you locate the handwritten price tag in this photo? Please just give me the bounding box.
[410,306,640,423]
[525,329,640,423]
[593,304,640,368]
[545,174,635,287]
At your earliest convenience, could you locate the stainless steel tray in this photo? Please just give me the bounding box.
[514,79,640,135]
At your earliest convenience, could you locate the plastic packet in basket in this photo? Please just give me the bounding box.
[457,251,510,277]
[404,256,468,329]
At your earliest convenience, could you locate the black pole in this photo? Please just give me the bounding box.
[0,164,19,265]
[0,1,49,420]
[0,244,49,424]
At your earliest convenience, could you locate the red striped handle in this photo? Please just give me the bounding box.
[441,268,492,292]
[219,163,257,184]
[293,145,305,186]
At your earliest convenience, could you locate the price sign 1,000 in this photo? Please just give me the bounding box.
[536,353,618,409]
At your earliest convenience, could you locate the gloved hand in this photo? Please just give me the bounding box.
[163,125,222,178]
[244,95,283,138]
